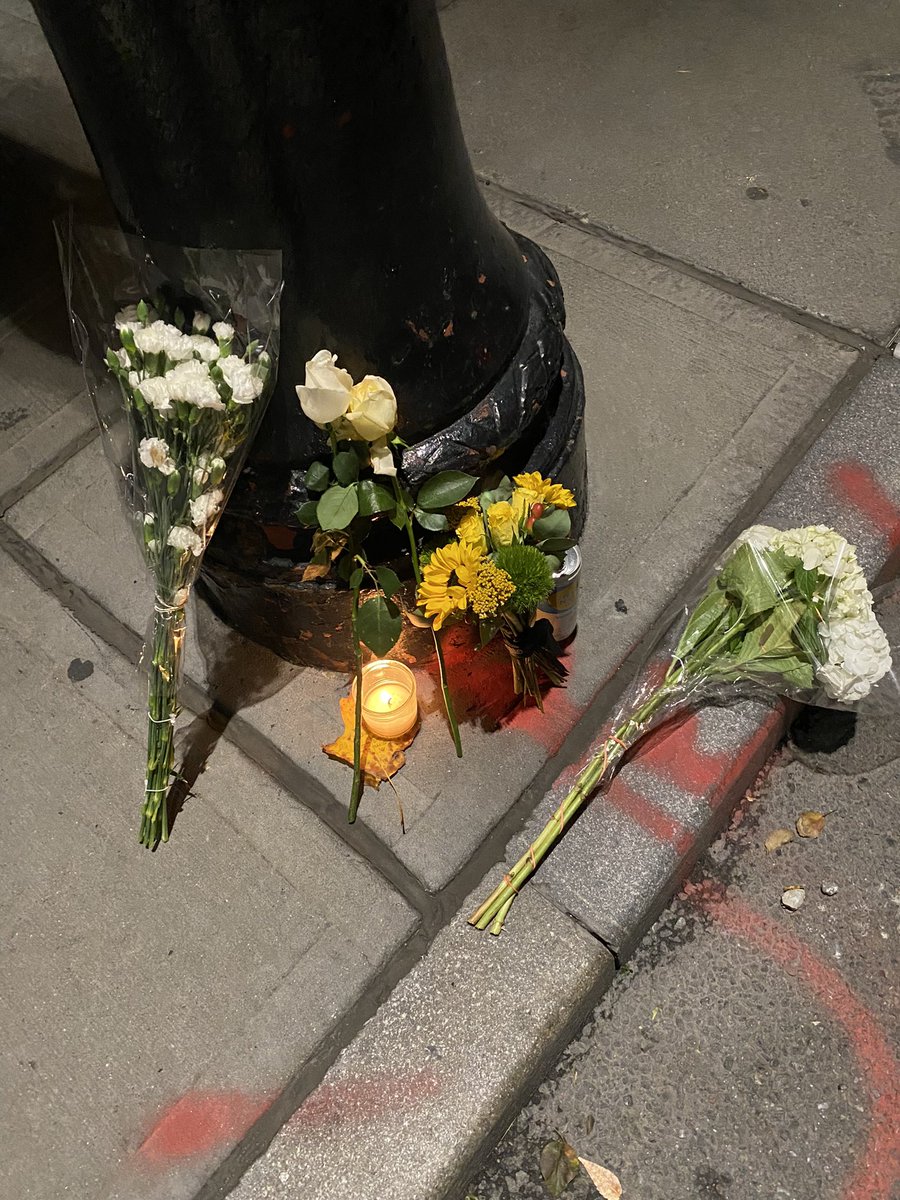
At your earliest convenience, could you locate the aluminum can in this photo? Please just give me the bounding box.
[536,544,581,641]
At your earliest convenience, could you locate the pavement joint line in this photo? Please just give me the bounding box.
[0,422,99,517]
[477,175,889,354]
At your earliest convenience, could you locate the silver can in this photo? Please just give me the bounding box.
[536,543,581,642]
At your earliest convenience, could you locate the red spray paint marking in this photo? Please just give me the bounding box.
[602,778,694,854]
[685,881,900,1200]
[137,1069,440,1165]
[829,461,900,550]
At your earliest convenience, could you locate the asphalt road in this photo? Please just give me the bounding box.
[467,706,900,1200]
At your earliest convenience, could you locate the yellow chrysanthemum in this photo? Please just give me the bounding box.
[456,507,489,554]
[467,560,516,619]
[510,488,533,526]
[486,500,519,547]
[416,541,486,630]
[512,471,576,510]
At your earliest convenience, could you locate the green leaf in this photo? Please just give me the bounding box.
[357,479,396,517]
[532,508,571,541]
[675,581,734,658]
[337,555,355,583]
[742,653,816,691]
[317,484,359,530]
[356,594,402,657]
[539,1135,581,1197]
[414,508,450,532]
[538,536,575,555]
[294,500,320,526]
[375,566,402,597]
[305,461,331,493]
[478,478,513,510]
[332,450,360,486]
[416,470,477,511]
[737,601,805,663]
[718,543,793,617]
[478,617,501,647]
[349,566,364,591]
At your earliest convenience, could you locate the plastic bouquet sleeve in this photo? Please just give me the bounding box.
[57,219,283,847]
[471,523,899,932]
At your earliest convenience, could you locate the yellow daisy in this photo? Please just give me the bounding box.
[512,470,576,510]
[416,541,486,630]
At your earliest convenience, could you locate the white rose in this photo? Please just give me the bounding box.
[188,334,220,363]
[369,437,397,477]
[189,488,225,528]
[296,349,354,428]
[166,525,204,557]
[138,436,177,475]
[218,355,264,404]
[339,375,398,442]
[166,359,225,410]
[192,312,212,334]
[212,321,234,342]
[136,376,174,414]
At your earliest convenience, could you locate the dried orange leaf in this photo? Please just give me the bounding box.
[323,694,418,788]
[764,828,794,853]
[796,810,826,838]
[580,1157,623,1198]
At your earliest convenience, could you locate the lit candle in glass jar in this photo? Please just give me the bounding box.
[355,659,419,739]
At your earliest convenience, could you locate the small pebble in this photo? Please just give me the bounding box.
[782,886,806,911]
[821,882,839,897]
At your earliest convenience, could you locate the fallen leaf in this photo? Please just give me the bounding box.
[540,1135,581,1196]
[796,810,826,838]
[765,828,794,853]
[322,694,418,787]
[580,1158,623,1199]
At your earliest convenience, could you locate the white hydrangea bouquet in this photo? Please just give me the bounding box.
[471,524,895,933]
[106,300,275,847]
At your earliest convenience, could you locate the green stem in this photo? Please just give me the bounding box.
[140,605,184,848]
[348,582,364,823]
[392,476,462,757]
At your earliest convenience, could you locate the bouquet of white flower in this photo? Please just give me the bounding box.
[105,301,275,846]
[471,524,897,933]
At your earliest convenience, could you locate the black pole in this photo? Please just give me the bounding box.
[32,0,586,667]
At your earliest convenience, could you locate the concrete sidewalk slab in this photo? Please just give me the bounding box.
[4,194,857,896]
[442,0,900,339]
[0,550,417,1200]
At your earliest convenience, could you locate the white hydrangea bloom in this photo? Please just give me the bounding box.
[218,354,264,403]
[136,375,174,414]
[212,321,234,342]
[773,525,853,579]
[166,359,225,410]
[189,488,225,528]
[734,525,779,553]
[138,437,177,475]
[166,525,204,556]
[189,334,220,363]
[817,612,892,702]
[192,311,212,334]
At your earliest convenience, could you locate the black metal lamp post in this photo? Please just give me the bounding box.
[32,0,586,667]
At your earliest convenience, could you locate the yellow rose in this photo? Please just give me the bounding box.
[456,508,488,554]
[487,500,518,547]
[340,375,398,442]
[511,488,533,526]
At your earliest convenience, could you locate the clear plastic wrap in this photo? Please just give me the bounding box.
[57,218,282,846]
[472,524,899,932]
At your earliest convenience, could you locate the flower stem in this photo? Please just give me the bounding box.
[140,605,184,848]
[393,476,462,757]
[348,581,364,823]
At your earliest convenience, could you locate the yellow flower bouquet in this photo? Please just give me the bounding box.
[416,472,577,708]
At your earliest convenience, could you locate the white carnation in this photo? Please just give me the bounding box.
[115,347,130,368]
[143,512,155,525]
[192,311,212,334]
[128,370,141,389]
[189,488,225,528]
[218,354,264,404]
[212,321,234,342]
[189,334,220,363]
[166,525,204,556]
[138,437,177,475]
[136,375,174,414]
[166,359,225,410]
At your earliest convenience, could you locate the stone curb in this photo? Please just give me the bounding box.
[223,360,900,1200]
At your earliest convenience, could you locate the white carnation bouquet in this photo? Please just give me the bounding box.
[106,302,276,846]
[471,524,897,933]
[58,223,282,848]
